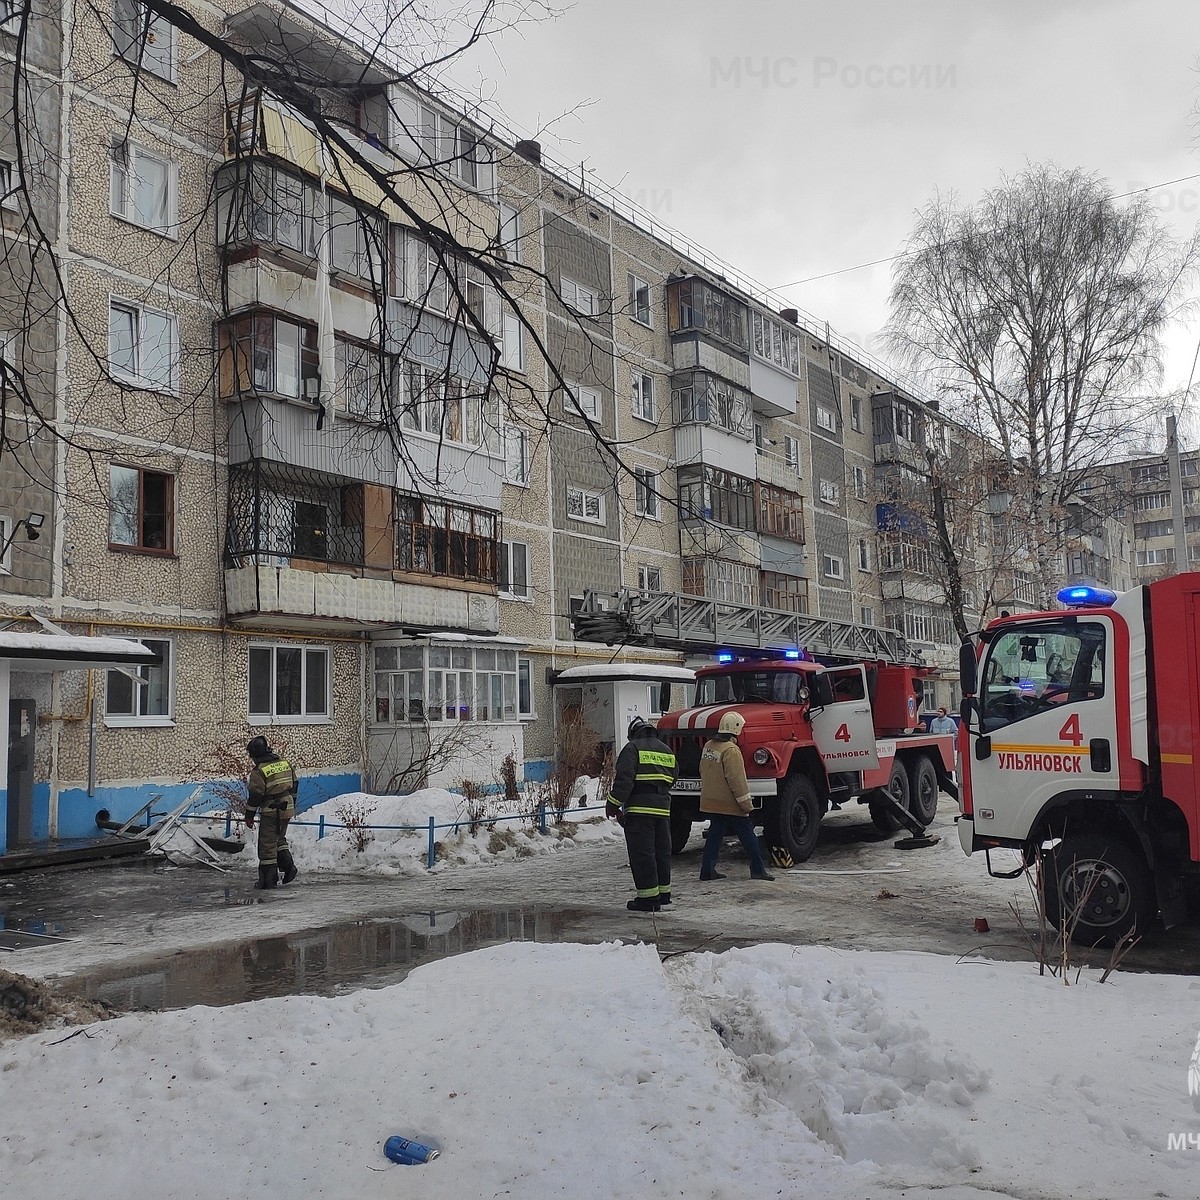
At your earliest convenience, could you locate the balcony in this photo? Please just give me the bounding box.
[225,91,498,251]
[224,462,500,634]
[748,356,797,417]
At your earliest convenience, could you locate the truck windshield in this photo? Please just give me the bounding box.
[695,671,806,705]
[979,620,1106,732]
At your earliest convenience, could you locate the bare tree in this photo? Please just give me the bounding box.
[885,163,1200,608]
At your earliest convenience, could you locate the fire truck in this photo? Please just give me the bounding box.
[570,589,957,862]
[957,574,1200,946]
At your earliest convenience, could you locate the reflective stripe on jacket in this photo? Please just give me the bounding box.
[607,735,677,818]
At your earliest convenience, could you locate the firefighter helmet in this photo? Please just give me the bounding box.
[717,711,746,737]
[627,716,655,739]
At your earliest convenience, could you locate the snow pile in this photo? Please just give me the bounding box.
[3,941,1197,1198]
[177,779,622,878]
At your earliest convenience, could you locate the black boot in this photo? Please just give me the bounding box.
[750,871,776,881]
[699,869,726,881]
[255,864,279,890]
[627,897,660,912]
[278,849,298,885]
[657,891,672,906]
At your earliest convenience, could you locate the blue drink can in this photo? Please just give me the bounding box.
[384,1135,440,1165]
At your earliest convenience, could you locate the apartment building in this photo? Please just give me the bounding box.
[3,0,1103,856]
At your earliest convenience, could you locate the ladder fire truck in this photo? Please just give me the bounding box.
[956,575,1200,946]
[573,589,957,862]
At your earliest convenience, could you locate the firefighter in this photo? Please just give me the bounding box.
[245,736,299,890]
[698,711,775,881]
[606,717,677,912]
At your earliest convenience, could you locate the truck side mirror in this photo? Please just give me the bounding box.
[958,640,977,697]
[974,734,991,760]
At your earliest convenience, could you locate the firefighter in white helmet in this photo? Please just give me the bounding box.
[698,711,775,881]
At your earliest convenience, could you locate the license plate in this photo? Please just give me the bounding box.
[673,779,701,792]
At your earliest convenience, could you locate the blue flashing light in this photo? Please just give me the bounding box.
[1057,585,1118,609]
[716,651,735,664]
[783,649,801,659]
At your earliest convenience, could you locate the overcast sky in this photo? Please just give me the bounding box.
[443,0,1200,439]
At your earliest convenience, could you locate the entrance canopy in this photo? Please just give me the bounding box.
[0,630,158,673]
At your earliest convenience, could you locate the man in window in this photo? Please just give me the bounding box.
[245,736,299,889]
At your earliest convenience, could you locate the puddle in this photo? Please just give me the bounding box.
[55,908,588,1012]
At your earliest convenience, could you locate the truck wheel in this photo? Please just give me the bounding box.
[868,761,910,833]
[670,815,692,855]
[1045,833,1155,947]
[907,756,939,826]
[767,774,822,864]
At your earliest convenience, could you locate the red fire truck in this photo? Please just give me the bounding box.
[659,654,957,862]
[957,575,1200,945]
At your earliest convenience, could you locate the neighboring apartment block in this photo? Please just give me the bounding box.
[0,0,1147,854]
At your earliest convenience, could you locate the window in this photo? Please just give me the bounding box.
[682,556,757,605]
[851,396,862,432]
[754,422,765,454]
[857,537,870,571]
[504,425,529,485]
[816,405,836,433]
[499,540,530,599]
[1134,492,1171,512]
[114,0,175,81]
[565,383,601,421]
[566,485,605,525]
[819,479,840,506]
[749,310,800,374]
[638,563,661,594]
[1135,519,1173,539]
[110,141,174,233]
[0,516,13,573]
[373,644,520,725]
[0,158,17,209]
[861,605,874,626]
[822,554,844,580]
[1131,463,1169,484]
[758,483,804,541]
[628,273,651,325]
[108,298,176,392]
[1137,547,1175,567]
[249,644,330,722]
[666,278,748,349]
[632,371,656,422]
[399,101,494,193]
[980,621,1106,733]
[105,637,172,724]
[854,466,868,499]
[498,201,521,263]
[218,314,320,402]
[336,340,382,420]
[560,276,599,317]
[784,435,801,475]
[402,361,496,450]
[395,495,498,583]
[673,371,753,440]
[500,304,523,371]
[518,656,534,719]
[110,463,174,552]
[678,465,756,531]
[634,468,660,519]
[760,570,808,613]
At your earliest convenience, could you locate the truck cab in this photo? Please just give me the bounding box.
[957,578,1200,945]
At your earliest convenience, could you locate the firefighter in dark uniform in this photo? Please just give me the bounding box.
[245,736,299,890]
[606,717,677,912]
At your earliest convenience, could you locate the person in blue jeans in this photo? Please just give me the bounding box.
[698,711,774,881]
